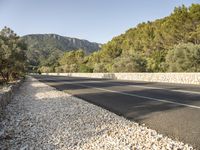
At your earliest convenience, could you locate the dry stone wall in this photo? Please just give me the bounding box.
[41,73,200,85]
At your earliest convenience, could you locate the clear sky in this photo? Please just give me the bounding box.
[0,0,199,43]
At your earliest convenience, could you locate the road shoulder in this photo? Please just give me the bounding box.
[0,77,194,149]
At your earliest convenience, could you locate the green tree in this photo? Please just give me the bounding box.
[166,43,200,72]
[86,4,200,73]
[111,54,147,72]
[93,63,108,72]
[55,49,86,73]
[0,27,27,82]
[35,4,200,73]
[146,50,167,72]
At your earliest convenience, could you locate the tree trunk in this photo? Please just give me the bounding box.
[6,72,9,82]
[0,71,8,83]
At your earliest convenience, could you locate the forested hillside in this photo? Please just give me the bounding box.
[22,34,101,72]
[35,4,200,73]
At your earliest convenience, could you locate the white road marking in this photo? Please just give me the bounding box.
[122,84,200,95]
[46,77,200,109]
[49,75,200,95]
[62,79,200,95]
[68,82,200,109]
[79,79,200,95]
[117,83,200,94]
[168,89,200,95]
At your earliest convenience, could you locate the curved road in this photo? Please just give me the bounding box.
[33,75,200,149]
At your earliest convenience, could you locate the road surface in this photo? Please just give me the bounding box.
[33,75,200,149]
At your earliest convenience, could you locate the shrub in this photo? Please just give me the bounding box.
[165,43,200,72]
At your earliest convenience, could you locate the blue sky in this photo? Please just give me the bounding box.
[0,0,199,43]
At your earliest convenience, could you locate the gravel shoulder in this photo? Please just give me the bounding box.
[0,77,194,149]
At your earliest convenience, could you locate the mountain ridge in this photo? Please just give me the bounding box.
[24,33,102,46]
[22,34,101,67]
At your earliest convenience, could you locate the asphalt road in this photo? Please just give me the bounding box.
[33,75,200,149]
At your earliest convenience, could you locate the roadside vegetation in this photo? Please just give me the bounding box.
[1,4,200,75]
[0,27,27,84]
[37,4,200,73]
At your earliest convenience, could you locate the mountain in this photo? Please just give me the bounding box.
[24,4,200,73]
[22,34,101,66]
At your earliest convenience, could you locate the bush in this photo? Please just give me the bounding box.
[38,66,53,73]
[78,64,93,73]
[111,54,147,72]
[165,43,200,72]
[93,63,108,72]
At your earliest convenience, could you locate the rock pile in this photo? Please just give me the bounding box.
[0,77,193,149]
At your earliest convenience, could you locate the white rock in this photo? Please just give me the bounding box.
[0,77,194,150]
[20,144,29,150]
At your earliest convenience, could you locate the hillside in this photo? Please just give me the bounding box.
[29,4,200,73]
[84,4,200,72]
[22,34,101,67]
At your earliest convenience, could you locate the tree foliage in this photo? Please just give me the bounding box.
[111,54,147,72]
[23,34,100,70]
[36,4,200,73]
[0,27,27,82]
[166,43,200,72]
[52,49,92,73]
